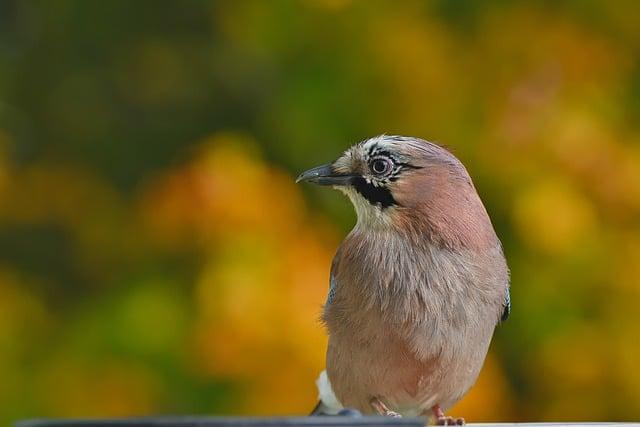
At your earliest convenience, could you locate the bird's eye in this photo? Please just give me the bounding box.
[370,158,393,175]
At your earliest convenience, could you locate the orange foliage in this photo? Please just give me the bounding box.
[2,1,640,424]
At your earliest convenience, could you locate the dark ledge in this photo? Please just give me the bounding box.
[16,417,640,427]
[14,416,425,427]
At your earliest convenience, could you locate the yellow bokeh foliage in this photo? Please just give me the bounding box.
[2,1,640,424]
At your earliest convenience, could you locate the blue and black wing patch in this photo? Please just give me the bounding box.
[326,250,342,306]
[327,272,337,305]
[501,286,511,322]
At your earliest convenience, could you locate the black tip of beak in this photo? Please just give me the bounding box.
[296,164,332,183]
[296,164,356,186]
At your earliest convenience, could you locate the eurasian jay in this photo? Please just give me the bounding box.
[297,135,510,425]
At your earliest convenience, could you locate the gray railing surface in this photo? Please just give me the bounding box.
[14,417,640,427]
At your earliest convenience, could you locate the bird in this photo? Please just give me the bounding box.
[296,135,510,425]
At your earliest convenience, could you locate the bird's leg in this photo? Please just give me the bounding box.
[430,405,465,426]
[369,396,401,418]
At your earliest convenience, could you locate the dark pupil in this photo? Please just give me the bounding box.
[372,159,389,174]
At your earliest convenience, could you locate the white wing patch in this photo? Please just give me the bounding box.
[316,370,343,414]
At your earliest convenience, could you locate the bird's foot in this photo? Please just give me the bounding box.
[431,405,464,426]
[369,396,402,418]
[435,416,465,426]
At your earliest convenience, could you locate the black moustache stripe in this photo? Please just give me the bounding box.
[352,177,396,208]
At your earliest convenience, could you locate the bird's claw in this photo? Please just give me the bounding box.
[435,416,465,426]
[369,396,402,418]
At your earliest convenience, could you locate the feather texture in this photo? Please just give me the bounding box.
[308,136,510,417]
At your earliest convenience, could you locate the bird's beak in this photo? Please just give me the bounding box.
[296,163,356,186]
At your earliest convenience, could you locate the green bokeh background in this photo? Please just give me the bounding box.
[1,1,640,424]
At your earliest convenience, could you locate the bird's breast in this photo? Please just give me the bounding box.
[321,230,507,413]
[323,231,507,336]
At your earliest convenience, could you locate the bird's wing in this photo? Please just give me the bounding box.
[327,271,337,305]
[326,249,342,306]
[500,285,511,322]
[312,256,344,415]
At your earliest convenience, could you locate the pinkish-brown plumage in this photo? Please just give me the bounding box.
[298,135,510,423]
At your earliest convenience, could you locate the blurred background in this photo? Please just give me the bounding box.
[1,0,640,424]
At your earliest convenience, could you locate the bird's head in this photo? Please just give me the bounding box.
[297,135,496,249]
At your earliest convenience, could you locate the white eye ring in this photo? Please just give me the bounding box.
[370,157,393,175]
